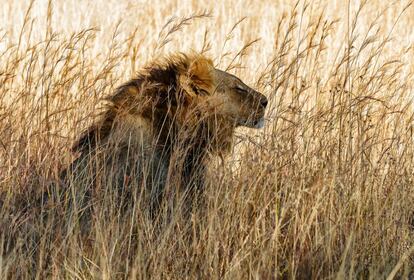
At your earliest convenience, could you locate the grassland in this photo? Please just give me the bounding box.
[1,0,414,278]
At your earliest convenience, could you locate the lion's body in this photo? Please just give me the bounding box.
[64,53,268,214]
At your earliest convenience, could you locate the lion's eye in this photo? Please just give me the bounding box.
[235,86,247,94]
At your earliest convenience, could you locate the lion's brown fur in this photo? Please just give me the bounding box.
[65,53,267,214]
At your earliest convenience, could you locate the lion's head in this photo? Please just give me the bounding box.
[211,68,268,128]
[177,55,268,130]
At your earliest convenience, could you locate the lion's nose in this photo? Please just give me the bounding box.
[260,97,268,108]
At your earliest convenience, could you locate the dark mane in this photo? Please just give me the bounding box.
[68,54,216,195]
[71,57,184,154]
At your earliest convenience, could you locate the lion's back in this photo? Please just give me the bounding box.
[63,113,170,213]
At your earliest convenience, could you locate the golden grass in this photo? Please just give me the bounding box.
[1,0,414,278]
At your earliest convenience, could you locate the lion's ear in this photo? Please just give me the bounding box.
[179,56,214,98]
[188,57,214,90]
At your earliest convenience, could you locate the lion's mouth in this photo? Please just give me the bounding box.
[252,117,265,128]
[238,116,265,129]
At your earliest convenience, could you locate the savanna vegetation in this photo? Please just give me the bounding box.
[1,0,414,278]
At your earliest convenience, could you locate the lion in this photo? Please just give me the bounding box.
[62,53,268,216]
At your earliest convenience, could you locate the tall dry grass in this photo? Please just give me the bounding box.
[1,0,414,278]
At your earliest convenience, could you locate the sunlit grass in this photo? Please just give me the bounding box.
[1,0,414,278]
